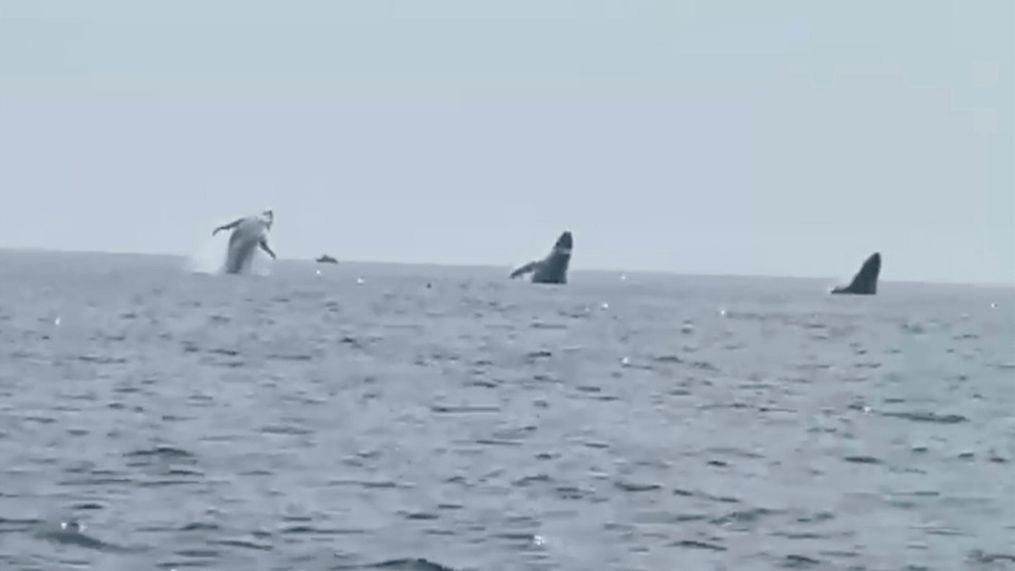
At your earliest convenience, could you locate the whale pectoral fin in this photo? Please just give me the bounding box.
[510,261,538,279]
[259,238,276,260]
[213,218,242,236]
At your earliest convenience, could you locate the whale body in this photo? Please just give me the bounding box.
[510,231,573,285]
[213,211,276,275]
[831,252,881,295]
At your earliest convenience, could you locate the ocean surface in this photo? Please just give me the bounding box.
[0,249,1012,571]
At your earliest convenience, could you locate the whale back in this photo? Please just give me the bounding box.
[223,217,270,274]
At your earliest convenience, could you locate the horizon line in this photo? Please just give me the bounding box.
[1,245,1012,290]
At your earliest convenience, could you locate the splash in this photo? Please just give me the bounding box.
[182,232,274,276]
[183,234,226,275]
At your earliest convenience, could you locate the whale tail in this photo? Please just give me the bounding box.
[831,252,881,295]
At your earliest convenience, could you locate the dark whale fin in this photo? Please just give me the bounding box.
[509,260,540,279]
[831,252,881,295]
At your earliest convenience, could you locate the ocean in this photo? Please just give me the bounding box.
[0,250,1012,570]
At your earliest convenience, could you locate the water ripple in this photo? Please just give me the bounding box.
[0,254,1011,569]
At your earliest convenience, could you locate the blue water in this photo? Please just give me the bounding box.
[0,250,1012,570]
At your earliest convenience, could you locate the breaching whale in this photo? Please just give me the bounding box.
[831,252,881,295]
[509,231,573,284]
[212,210,277,274]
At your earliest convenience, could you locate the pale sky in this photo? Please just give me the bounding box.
[1,0,1012,284]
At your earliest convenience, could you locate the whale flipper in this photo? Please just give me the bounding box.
[509,260,540,279]
[258,238,276,260]
[511,231,573,285]
[831,252,881,295]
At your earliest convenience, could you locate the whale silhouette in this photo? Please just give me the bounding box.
[831,252,881,295]
[510,231,573,285]
[212,210,277,274]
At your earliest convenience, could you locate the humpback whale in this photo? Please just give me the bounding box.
[831,252,881,295]
[510,231,573,284]
[212,210,277,274]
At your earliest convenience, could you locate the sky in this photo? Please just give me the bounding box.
[0,0,1012,285]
